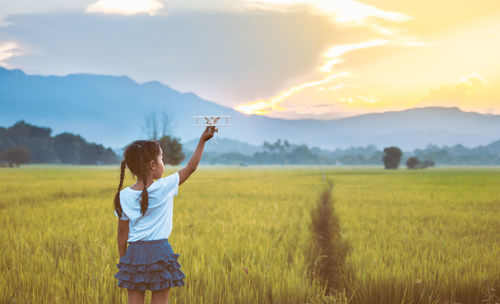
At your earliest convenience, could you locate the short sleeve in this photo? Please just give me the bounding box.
[159,171,180,197]
[114,209,129,221]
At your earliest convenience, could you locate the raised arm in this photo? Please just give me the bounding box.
[178,126,217,186]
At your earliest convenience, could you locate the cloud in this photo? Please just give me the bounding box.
[317,84,357,91]
[235,72,350,114]
[0,1,429,120]
[418,73,489,108]
[232,0,428,116]
[245,0,412,24]
[319,39,388,73]
[339,95,379,104]
[1,10,359,104]
[416,72,500,115]
[86,0,164,15]
[0,41,21,67]
[233,35,420,115]
[254,14,500,119]
[5,1,495,120]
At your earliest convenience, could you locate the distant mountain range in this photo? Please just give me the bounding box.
[2,66,500,151]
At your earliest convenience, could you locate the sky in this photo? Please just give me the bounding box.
[0,0,499,119]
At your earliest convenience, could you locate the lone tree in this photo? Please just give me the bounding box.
[406,156,420,169]
[421,160,436,168]
[141,111,175,140]
[141,110,184,165]
[383,146,402,169]
[407,157,435,169]
[0,146,30,167]
[159,135,184,166]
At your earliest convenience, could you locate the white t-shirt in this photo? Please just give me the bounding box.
[114,171,180,242]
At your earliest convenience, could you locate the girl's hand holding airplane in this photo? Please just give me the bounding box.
[201,126,218,142]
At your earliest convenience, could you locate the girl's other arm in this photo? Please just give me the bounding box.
[178,126,217,186]
[117,219,129,258]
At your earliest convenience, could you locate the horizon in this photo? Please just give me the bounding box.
[3,63,500,152]
[2,65,497,123]
[3,114,500,153]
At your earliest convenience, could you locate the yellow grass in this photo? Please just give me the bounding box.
[0,165,499,303]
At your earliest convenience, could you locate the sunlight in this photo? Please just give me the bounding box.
[234,72,349,115]
[320,39,388,73]
[234,38,390,116]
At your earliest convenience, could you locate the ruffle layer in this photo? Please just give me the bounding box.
[117,258,182,273]
[117,277,185,291]
[115,258,185,284]
[115,239,186,291]
[118,241,179,265]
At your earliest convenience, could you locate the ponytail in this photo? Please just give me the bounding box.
[114,160,126,219]
[119,139,159,218]
[139,166,149,216]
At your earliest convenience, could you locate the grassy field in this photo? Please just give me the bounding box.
[0,165,499,303]
[327,168,500,303]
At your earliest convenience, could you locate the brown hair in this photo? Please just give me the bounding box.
[114,140,161,218]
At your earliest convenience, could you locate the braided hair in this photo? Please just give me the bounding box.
[114,140,162,218]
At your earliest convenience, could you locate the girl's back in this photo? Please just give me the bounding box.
[115,172,179,242]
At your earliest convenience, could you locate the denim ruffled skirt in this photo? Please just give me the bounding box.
[115,238,186,291]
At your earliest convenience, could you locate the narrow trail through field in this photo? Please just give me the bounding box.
[309,178,351,297]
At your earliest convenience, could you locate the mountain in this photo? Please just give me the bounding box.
[2,66,500,151]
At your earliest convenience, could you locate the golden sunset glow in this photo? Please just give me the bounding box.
[234,38,397,115]
[236,0,500,118]
[319,39,388,73]
[235,72,349,115]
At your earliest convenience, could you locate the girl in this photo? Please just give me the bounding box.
[114,126,217,304]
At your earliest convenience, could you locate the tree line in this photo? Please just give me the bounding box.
[0,120,119,166]
[186,138,500,167]
[0,113,186,167]
[2,119,499,168]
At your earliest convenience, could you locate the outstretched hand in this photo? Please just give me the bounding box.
[201,126,218,142]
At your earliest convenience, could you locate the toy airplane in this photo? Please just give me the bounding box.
[192,116,232,127]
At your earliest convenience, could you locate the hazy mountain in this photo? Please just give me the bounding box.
[2,67,500,151]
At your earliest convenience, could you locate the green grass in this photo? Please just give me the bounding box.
[0,165,499,303]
